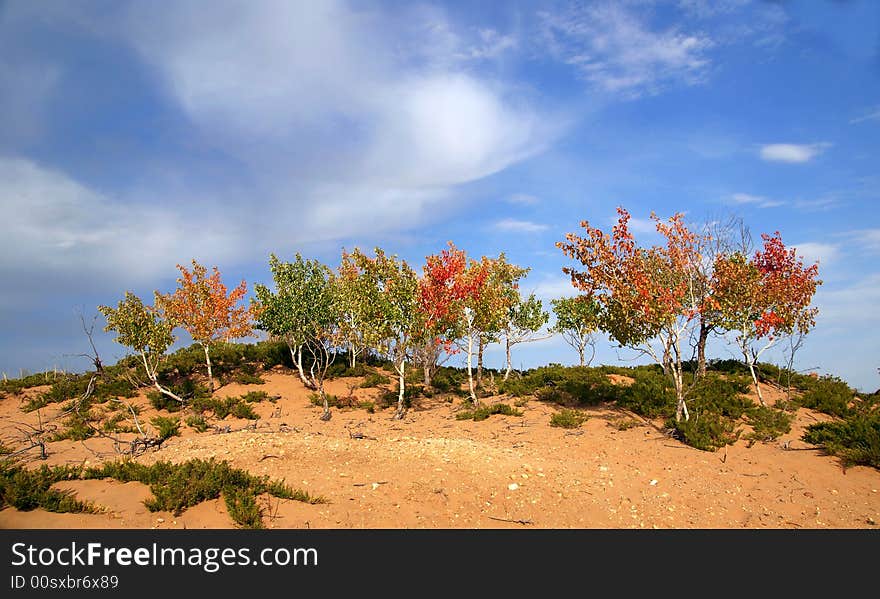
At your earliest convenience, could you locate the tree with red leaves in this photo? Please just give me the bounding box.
[558,207,707,421]
[415,242,471,387]
[712,232,821,404]
[156,260,254,392]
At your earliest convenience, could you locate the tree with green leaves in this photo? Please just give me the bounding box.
[502,292,550,380]
[472,254,529,387]
[336,256,373,369]
[550,296,602,367]
[253,254,341,419]
[345,248,419,420]
[98,292,183,403]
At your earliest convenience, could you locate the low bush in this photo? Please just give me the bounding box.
[456,403,522,422]
[616,371,676,418]
[803,415,880,469]
[500,365,617,406]
[185,414,209,433]
[150,416,181,440]
[361,372,390,388]
[0,463,97,514]
[550,409,588,429]
[798,376,854,418]
[81,459,325,528]
[744,406,792,443]
[668,410,739,452]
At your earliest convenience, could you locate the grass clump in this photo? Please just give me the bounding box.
[668,410,740,452]
[150,416,180,440]
[361,372,390,388]
[744,406,792,443]
[83,458,325,528]
[0,463,97,514]
[550,409,588,429]
[798,376,854,418]
[185,414,209,433]
[803,415,880,469]
[456,403,522,422]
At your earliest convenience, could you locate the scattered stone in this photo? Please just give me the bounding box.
[650,479,658,486]
[508,483,519,491]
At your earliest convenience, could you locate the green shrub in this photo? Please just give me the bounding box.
[185,415,209,433]
[668,411,739,452]
[309,393,339,408]
[81,458,325,528]
[358,401,376,413]
[241,390,271,403]
[688,373,751,420]
[150,416,180,440]
[50,411,97,442]
[148,390,184,413]
[550,409,588,429]
[103,412,136,434]
[430,368,466,394]
[798,376,854,418]
[326,362,369,379]
[379,386,422,408]
[456,403,522,422]
[500,365,617,405]
[803,415,880,469]
[0,463,97,513]
[745,406,792,442]
[361,372,390,388]
[617,371,676,418]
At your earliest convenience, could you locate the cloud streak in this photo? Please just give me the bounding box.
[759,143,830,163]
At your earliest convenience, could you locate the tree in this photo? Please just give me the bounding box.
[347,248,419,420]
[254,253,341,419]
[415,242,471,387]
[693,215,753,377]
[98,292,183,403]
[156,260,253,392]
[558,207,707,421]
[712,232,821,405]
[336,256,371,369]
[550,296,601,367]
[457,257,493,403]
[471,254,529,387]
[502,293,550,379]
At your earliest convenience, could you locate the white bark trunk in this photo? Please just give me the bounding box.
[291,344,316,390]
[203,344,214,392]
[393,359,406,420]
[466,334,477,403]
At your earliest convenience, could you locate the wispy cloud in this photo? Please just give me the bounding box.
[506,193,540,205]
[848,229,880,252]
[729,192,785,208]
[850,107,880,125]
[538,3,713,98]
[759,143,831,163]
[493,218,549,233]
[460,28,518,61]
[791,242,838,266]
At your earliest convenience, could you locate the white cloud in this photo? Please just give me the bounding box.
[460,28,518,60]
[539,2,713,98]
[849,229,880,252]
[850,107,880,125]
[791,242,837,266]
[493,218,548,233]
[0,157,239,285]
[530,274,581,301]
[627,217,659,235]
[507,193,540,205]
[759,143,830,163]
[729,192,785,208]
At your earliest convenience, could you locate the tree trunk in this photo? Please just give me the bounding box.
[424,362,432,387]
[476,338,485,387]
[318,387,331,421]
[744,350,765,406]
[696,320,710,378]
[393,360,406,420]
[290,344,316,390]
[662,343,672,376]
[578,343,585,367]
[349,345,356,369]
[466,335,477,404]
[203,344,215,392]
[504,337,512,381]
[141,352,185,404]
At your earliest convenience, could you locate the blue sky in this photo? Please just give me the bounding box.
[1,0,878,390]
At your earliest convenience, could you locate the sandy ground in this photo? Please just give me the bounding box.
[1,369,878,529]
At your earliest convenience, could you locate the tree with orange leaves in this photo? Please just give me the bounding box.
[156,260,254,392]
[712,232,821,405]
[558,207,706,421]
